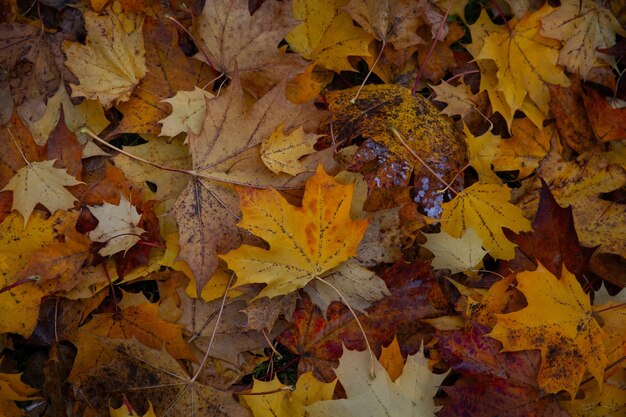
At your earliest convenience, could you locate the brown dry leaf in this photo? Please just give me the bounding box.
[172,76,330,294]
[2,159,82,227]
[325,84,467,217]
[431,81,477,119]
[194,0,306,96]
[62,9,147,108]
[71,336,250,417]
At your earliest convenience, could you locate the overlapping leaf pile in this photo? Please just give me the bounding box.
[0,0,625,416]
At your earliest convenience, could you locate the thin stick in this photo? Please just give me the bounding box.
[313,276,376,379]
[389,125,458,195]
[7,128,30,165]
[261,328,282,359]
[352,41,386,103]
[411,0,455,93]
[191,272,235,383]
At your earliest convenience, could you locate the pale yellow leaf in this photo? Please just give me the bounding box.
[1,160,82,227]
[422,228,487,274]
[159,87,214,137]
[88,196,146,256]
[261,123,319,175]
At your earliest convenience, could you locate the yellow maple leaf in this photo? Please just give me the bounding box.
[2,159,82,227]
[62,9,147,108]
[422,228,488,274]
[109,397,157,417]
[440,183,531,260]
[489,264,607,397]
[0,359,39,417]
[240,372,336,417]
[221,165,369,299]
[261,123,320,176]
[378,336,404,381]
[474,6,570,120]
[463,123,502,185]
[286,0,372,72]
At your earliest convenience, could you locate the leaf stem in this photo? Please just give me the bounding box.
[191,272,235,383]
[411,0,455,93]
[352,40,386,103]
[313,276,376,379]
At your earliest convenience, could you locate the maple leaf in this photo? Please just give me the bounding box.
[473,6,571,121]
[2,159,82,226]
[431,80,477,119]
[583,85,626,142]
[62,9,147,108]
[71,336,250,416]
[260,124,320,176]
[504,179,596,280]
[307,344,447,416]
[378,336,404,381]
[324,84,467,217]
[194,0,306,96]
[0,359,39,417]
[0,211,78,337]
[344,0,441,49]
[462,123,502,185]
[240,372,336,417]
[172,76,329,294]
[221,165,369,299]
[286,0,373,72]
[541,0,626,79]
[438,323,570,417]
[159,87,214,137]
[450,274,516,327]
[422,228,487,274]
[88,196,146,256]
[489,264,607,397]
[109,397,157,417]
[440,182,532,260]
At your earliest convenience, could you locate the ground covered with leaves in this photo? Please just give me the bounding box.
[0,0,625,416]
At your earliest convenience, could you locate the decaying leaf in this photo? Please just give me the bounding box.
[325,84,467,217]
[489,264,607,397]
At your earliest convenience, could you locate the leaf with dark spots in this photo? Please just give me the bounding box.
[502,178,596,280]
[277,260,450,381]
[324,84,467,216]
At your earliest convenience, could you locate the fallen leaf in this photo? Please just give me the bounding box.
[440,182,532,260]
[438,323,570,417]
[378,336,403,381]
[462,123,502,185]
[325,84,467,217]
[71,336,250,416]
[541,0,626,79]
[475,6,571,121]
[488,264,607,396]
[221,165,369,299]
[109,397,157,417]
[194,0,306,96]
[240,372,336,417]
[583,85,626,142]
[261,124,320,175]
[286,0,373,72]
[88,196,146,256]
[62,9,147,108]
[306,344,447,416]
[159,87,214,137]
[432,81,477,119]
[0,359,39,417]
[422,228,487,274]
[2,159,82,226]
